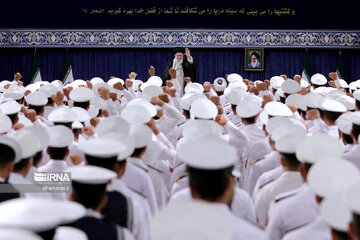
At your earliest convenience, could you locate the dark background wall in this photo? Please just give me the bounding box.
[0,48,359,85]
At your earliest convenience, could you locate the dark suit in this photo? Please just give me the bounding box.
[162,59,197,88]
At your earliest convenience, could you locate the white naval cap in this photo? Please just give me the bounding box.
[296,134,344,164]
[225,88,248,105]
[38,83,59,98]
[338,79,349,88]
[344,181,360,215]
[0,100,21,115]
[184,82,204,94]
[96,116,130,137]
[271,123,306,143]
[180,92,206,111]
[213,77,227,91]
[264,101,293,117]
[69,79,86,88]
[71,121,83,130]
[129,124,153,148]
[3,89,24,101]
[314,86,333,97]
[236,97,261,118]
[0,228,42,240]
[0,135,22,164]
[303,92,324,109]
[0,115,12,134]
[270,76,285,90]
[327,89,346,99]
[300,79,310,88]
[349,82,357,91]
[182,120,222,140]
[177,135,237,170]
[321,98,347,112]
[90,77,104,86]
[0,198,85,232]
[25,91,48,106]
[281,79,301,94]
[27,125,49,151]
[47,125,74,148]
[258,111,269,125]
[90,96,106,110]
[147,76,163,86]
[308,158,360,198]
[265,116,292,135]
[335,112,353,135]
[274,88,285,101]
[78,138,127,158]
[69,87,94,102]
[150,201,232,240]
[353,90,360,101]
[99,132,134,161]
[311,73,327,85]
[54,226,88,240]
[336,95,355,111]
[107,78,124,87]
[128,98,157,117]
[320,195,351,233]
[71,107,90,122]
[69,165,117,184]
[226,81,247,92]
[48,107,77,123]
[121,104,152,124]
[190,98,218,120]
[92,82,111,97]
[350,112,360,125]
[285,93,307,111]
[275,133,306,154]
[141,85,163,98]
[8,127,42,159]
[227,73,243,82]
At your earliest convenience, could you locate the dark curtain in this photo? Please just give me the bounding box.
[0,48,359,86]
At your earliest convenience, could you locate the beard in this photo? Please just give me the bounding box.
[176,58,183,65]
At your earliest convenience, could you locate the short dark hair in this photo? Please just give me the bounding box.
[188,166,233,201]
[356,100,360,110]
[242,116,256,124]
[231,104,237,113]
[73,101,90,110]
[250,52,260,60]
[13,158,31,172]
[280,153,301,170]
[6,113,18,126]
[279,96,286,104]
[47,147,68,160]
[353,124,360,141]
[353,213,360,240]
[72,181,107,209]
[47,98,53,105]
[54,122,72,129]
[130,147,146,158]
[0,143,16,167]
[28,104,44,116]
[331,229,352,240]
[324,110,342,124]
[85,155,118,171]
[183,109,190,119]
[342,133,354,144]
[33,151,43,167]
[72,129,82,140]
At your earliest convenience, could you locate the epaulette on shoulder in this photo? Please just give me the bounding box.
[174,174,188,183]
[259,178,276,190]
[251,157,265,166]
[274,191,298,203]
[285,223,309,234]
[127,186,148,199]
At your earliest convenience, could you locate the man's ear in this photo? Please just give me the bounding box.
[70,193,75,202]
[100,194,108,210]
[349,221,357,240]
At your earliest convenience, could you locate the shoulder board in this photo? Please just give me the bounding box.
[251,157,265,165]
[177,121,187,127]
[259,178,276,190]
[147,164,164,174]
[274,191,298,203]
[132,164,149,173]
[127,186,148,199]
[174,174,188,183]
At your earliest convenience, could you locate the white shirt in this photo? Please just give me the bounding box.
[266,184,320,240]
[282,216,331,240]
[252,165,283,202]
[242,123,266,146]
[170,187,256,224]
[212,203,267,240]
[107,179,150,240]
[255,171,303,227]
[122,159,158,215]
[342,144,360,171]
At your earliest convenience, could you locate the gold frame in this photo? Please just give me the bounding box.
[245,48,264,71]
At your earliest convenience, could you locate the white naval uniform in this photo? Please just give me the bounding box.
[342,144,360,171]
[282,216,331,240]
[107,179,150,240]
[266,183,319,240]
[122,159,158,215]
[247,151,281,195]
[242,123,266,146]
[170,187,257,224]
[252,165,283,201]
[254,171,302,227]
[326,125,340,139]
[212,203,267,240]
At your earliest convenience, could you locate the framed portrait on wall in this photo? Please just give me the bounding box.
[245,48,264,71]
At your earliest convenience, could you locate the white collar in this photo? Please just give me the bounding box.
[85,208,102,219]
[127,157,149,171]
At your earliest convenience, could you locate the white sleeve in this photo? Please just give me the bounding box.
[187,56,194,64]
[131,200,150,240]
[254,188,269,228]
[105,99,119,116]
[170,95,182,112]
[266,203,284,240]
[121,89,135,102]
[172,78,181,94]
[163,103,182,120]
[122,227,136,240]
